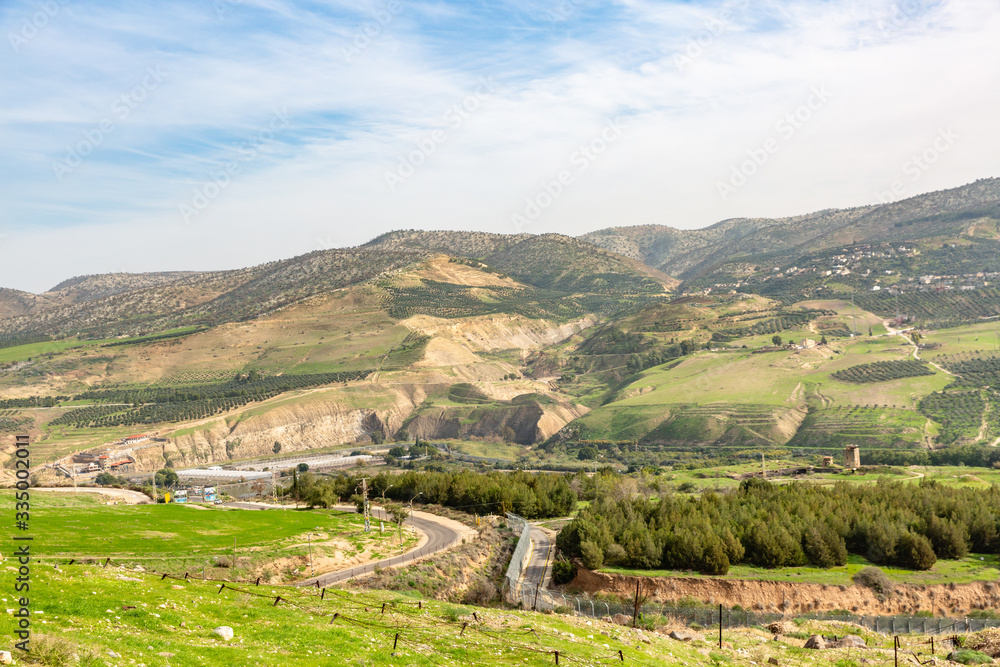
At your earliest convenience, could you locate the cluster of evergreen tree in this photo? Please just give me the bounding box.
[289,469,576,520]
[864,444,1000,468]
[557,478,1000,575]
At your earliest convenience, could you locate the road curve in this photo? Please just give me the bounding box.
[215,501,470,586]
[520,524,554,606]
[296,506,468,587]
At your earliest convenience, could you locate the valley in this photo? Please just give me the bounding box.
[4,179,1000,666]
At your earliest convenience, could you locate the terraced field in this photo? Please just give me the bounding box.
[787,406,929,449]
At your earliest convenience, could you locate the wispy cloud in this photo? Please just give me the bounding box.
[0,0,996,291]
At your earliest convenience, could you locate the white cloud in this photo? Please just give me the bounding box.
[0,0,997,291]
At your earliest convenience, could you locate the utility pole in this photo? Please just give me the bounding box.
[359,478,371,533]
[851,292,858,336]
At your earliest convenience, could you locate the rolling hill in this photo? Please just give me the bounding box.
[2,178,1000,478]
[582,177,1000,280]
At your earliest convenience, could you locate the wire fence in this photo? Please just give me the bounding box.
[503,512,532,604]
[506,580,1000,636]
[57,559,634,665]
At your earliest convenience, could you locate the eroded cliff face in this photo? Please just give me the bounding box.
[124,382,585,469]
[402,313,597,353]
[572,569,1000,617]
[404,400,588,445]
[129,389,422,471]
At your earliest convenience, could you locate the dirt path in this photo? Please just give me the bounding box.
[885,320,955,376]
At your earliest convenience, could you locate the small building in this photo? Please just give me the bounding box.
[123,434,151,445]
[821,456,834,467]
[844,445,860,469]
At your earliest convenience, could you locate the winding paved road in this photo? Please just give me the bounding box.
[522,525,553,595]
[223,502,469,587]
[296,508,462,588]
[296,506,468,587]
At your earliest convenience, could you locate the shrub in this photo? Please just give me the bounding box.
[852,566,894,596]
[948,649,993,665]
[552,559,577,585]
[604,543,627,565]
[580,541,604,570]
[895,531,937,570]
[462,575,498,605]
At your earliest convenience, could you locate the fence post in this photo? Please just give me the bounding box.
[718,603,723,649]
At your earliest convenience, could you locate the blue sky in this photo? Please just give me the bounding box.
[1,0,997,291]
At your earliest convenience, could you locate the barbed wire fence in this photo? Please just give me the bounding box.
[56,558,635,665]
[501,512,532,605]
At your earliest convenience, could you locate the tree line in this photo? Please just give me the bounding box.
[286,469,576,520]
[557,477,1000,575]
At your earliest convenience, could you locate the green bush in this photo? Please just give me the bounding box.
[895,531,937,570]
[948,649,993,665]
[580,541,604,570]
[552,559,577,585]
[852,566,894,596]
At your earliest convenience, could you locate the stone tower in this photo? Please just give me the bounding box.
[844,445,860,469]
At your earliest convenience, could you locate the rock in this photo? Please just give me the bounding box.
[768,658,779,666]
[107,650,121,658]
[601,616,614,623]
[833,635,867,649]
[212,626,234,641]
[612,613,631,626]
[767,621,796,635]
[803,635,827,649]
[179,621,186,627]
[669,630,701,642]
[0,651,12,664]
[157,653,175,658]
[170,585,185,590]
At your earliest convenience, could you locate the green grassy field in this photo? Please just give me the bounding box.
[8,491,408,575]
[0,337,119,365]
[605,552,1000,586]
[447,440,528,460]
[922,321,1000,359]
[569,324,953,445]
[0,562,923,667]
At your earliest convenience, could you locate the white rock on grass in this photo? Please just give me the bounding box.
[213,626,235,641]
[0,650,13,664]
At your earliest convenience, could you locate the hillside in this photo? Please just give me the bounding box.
[582,177,1000,279]
[0,249,429,338]
[3,178,1000,478]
